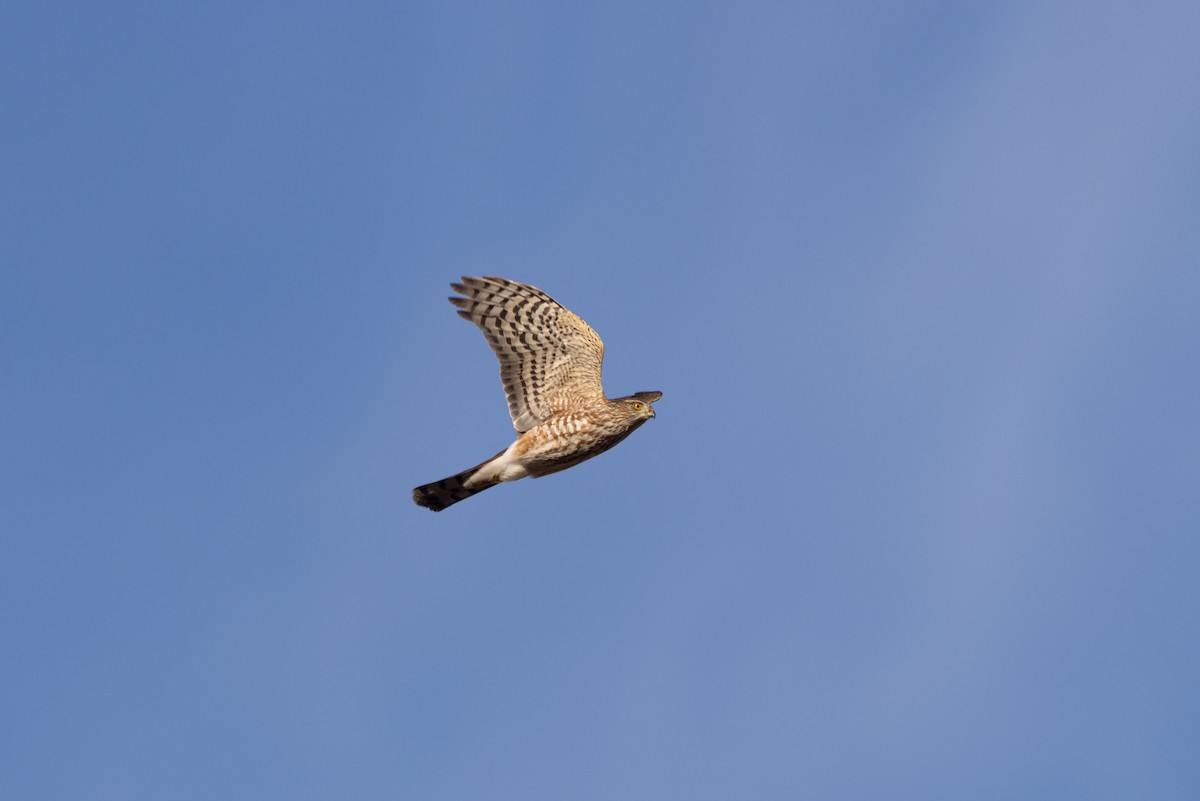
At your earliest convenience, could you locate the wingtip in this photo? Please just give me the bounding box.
[412,486,446,512]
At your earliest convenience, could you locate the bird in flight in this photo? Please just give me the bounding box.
[412,276,662,511]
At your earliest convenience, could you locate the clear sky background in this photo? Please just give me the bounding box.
[4,1,1200,799]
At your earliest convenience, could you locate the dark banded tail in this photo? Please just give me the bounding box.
[412,450,504,512]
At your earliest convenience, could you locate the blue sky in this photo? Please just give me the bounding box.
[4,1,1200,798]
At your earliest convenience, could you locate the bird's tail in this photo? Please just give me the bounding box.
[412,450,505,512]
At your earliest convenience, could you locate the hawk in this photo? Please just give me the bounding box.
[412,276,662,511]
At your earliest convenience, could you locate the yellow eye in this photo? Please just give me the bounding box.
[632,401,644,411]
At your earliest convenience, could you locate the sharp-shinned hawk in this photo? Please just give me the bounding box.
[412,276,662,511]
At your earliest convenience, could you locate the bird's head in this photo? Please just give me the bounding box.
[622,391,662,419]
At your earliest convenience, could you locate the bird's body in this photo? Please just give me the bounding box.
[412,276,661,512]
